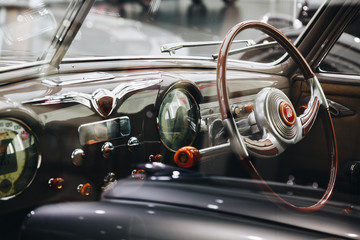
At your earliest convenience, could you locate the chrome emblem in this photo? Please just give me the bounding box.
[23,74,163,118]
[279,101,296,126]
[92,89,117,118]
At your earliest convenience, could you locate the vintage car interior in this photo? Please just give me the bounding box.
[0,0,360,239]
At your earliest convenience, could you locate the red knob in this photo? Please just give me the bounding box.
[174,146,200,168]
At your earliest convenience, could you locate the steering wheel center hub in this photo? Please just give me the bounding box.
[279,101,296,126]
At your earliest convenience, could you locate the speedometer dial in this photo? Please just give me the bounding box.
[0,119,40,200]
[158,88,200,151]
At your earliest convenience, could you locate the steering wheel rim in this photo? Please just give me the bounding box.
[216,21,338,212]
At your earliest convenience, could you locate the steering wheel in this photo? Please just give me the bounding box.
[216,21,338,212]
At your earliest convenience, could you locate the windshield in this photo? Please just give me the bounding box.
[0,0,314,70]
[66,0,305,58]
[0,1,67,68]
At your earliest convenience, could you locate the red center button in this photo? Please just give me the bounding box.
[279,101,296,126]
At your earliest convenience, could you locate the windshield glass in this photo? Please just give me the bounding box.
[0,0,318,70]
[66,0,307,59]
[0,1,69,68]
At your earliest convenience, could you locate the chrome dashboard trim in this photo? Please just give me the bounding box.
[23,77,162,118]
[42,72,115,86]
[78,116,130,146]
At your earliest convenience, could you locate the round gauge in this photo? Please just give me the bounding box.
[158,88,200,151]
[0,119,40,200]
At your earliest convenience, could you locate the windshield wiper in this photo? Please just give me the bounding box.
[212,41,277,60]
[161,40,256,55]
[161,40,277,60]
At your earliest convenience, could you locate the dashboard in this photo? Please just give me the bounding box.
[0,68,288,211]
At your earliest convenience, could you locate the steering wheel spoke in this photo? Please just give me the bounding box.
[299,75,329,136]
[223,117,249,159]
[299,95,320,136]
[243,133,279,157]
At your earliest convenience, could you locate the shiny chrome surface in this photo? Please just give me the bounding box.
[42,72,115,86]
[71,149,84,166]
[101,142,114,158]
[254,88,298,142]
[212,41,278,60]
[127,137,139,152]
[78,117,130,145]
[161,39,255,55]
[23,76,162,118]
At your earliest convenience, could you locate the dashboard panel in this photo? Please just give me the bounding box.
[0,68,289,214]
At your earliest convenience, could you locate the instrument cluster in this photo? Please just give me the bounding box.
[0,118,40,200]
[158,88,200,152]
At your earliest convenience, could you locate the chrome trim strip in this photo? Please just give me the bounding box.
[23,76,162,118]
[42,72,115,86]
[78,116,130,145]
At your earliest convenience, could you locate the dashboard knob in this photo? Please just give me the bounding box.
[128,137,140,152]
[174,146,200,168]
[77,183,93,196]
[101,142,114,158]
[48,178,64,190]
[71,149,85,166]
[231,104,242,118]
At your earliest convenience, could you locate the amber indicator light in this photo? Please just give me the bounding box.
[132,169,146,181]
[48,178,65,190]
[149,154,164,163]
[77,183,93,196]
[245,104,254,113]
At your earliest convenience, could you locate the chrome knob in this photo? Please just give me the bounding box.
[71,149,85,166]
[128,137,140,152]
[101,142,114,158]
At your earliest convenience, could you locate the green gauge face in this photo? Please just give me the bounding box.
[158,88,200,151]
[0,119,40,200]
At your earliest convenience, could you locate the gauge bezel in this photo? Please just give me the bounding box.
[0,117,41,201]
[157,86,201,152]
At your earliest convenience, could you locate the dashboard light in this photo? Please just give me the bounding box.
[48,178,64,190]
[132,169,146,181]
[149,154,164,163]
[245,103,254,113]
[77,183,93,196]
